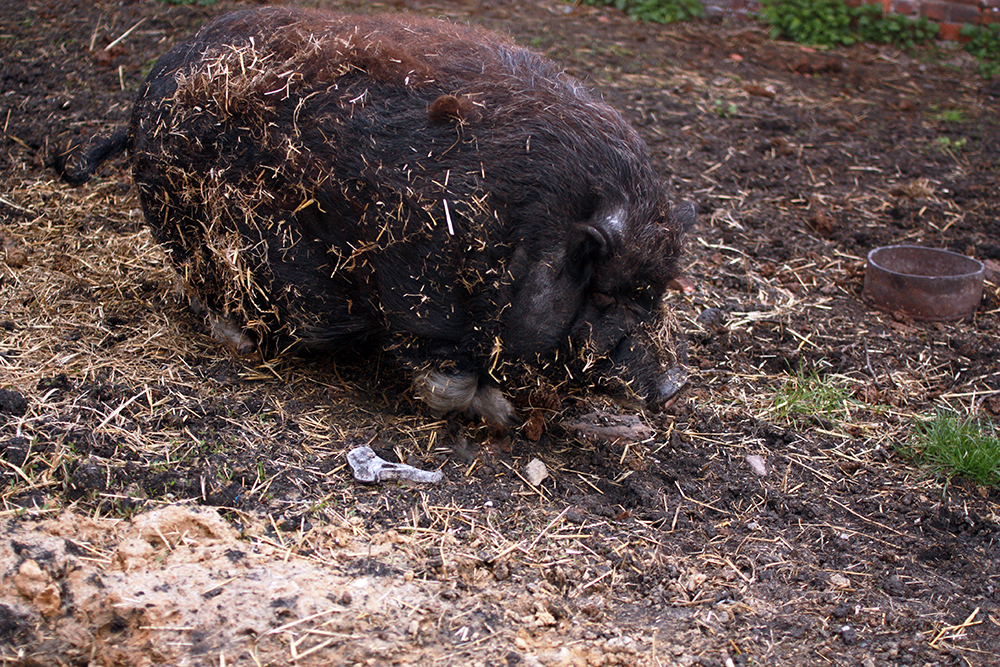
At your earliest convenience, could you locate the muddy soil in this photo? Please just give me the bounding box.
[1,1,998,665]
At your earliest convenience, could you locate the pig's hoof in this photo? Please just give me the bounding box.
[468,385,514,428]
[207,315,256,354]
[414,370,513,427]
[184,287,255,354]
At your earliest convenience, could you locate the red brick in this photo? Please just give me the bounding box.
[948,0,982,6]
[891,0,920,15]
[937,21,964,39]
[948,3,983,21]
[921,1,949,21]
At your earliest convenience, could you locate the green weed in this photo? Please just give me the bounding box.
[855,6,939,49]
[713,99,738,117]
[774,364,854,424]
[761,0,856,47]
[760,0,938,49]
[935,136,968,150]
[961,23,1000,79]
[581,0,704,25]
[898,411,1000,487]
[932,108,966,124]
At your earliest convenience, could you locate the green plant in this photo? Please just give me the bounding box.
[905,15,939,46]
[898,411,1000,487]
[774,364,853,423]
[582,0,705,25]
[861,10,939,48]
[604,44,636,58]
[961,23,1000,78]
[760,0,937,49]
[932,108,966,123]
[935,136,968,150]
[853,2,886,41]
[712,99,738,116]
[761,0,857,46]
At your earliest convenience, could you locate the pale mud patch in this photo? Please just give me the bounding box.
[0,506,694,666]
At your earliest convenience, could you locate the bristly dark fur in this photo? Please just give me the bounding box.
[59,7,694,426]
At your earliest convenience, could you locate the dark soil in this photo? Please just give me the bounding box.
[1,1,998,665]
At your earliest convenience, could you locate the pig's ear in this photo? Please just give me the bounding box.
[670,200,697,235]
[566,223,610,283]
[427,94,482,124]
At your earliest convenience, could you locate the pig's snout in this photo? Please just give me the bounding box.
[606,330,687,410]
[652,365,689,409]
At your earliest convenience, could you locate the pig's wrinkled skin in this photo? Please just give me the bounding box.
[58,7,694,426]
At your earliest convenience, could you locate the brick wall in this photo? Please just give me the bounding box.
[702,0,1000,40]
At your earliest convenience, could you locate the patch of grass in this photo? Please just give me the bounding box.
[774,364,853,424]
[931,108,966,124]
[581,0,704,25]
[898,411,1000,487]
[603,44,636,58]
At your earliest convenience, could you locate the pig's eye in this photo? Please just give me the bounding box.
[591,292,615,311]
[630,287,657,311]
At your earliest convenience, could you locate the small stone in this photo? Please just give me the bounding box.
[34,584,61,617]
[697,307,727,329]
[668,275,696,293]
[524,458,548,486]
[745,454,767,477]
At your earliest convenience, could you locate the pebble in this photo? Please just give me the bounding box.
[524,458,548,486]
[697,307,727,329]
[744,454,767,477]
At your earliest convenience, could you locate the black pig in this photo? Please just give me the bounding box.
[60,7,694,426]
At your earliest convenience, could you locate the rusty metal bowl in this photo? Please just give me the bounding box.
[863,245,985,321]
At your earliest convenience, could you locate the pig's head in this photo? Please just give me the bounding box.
[502,196,695,409]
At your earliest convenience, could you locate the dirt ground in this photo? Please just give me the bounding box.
[2,0,999,665]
